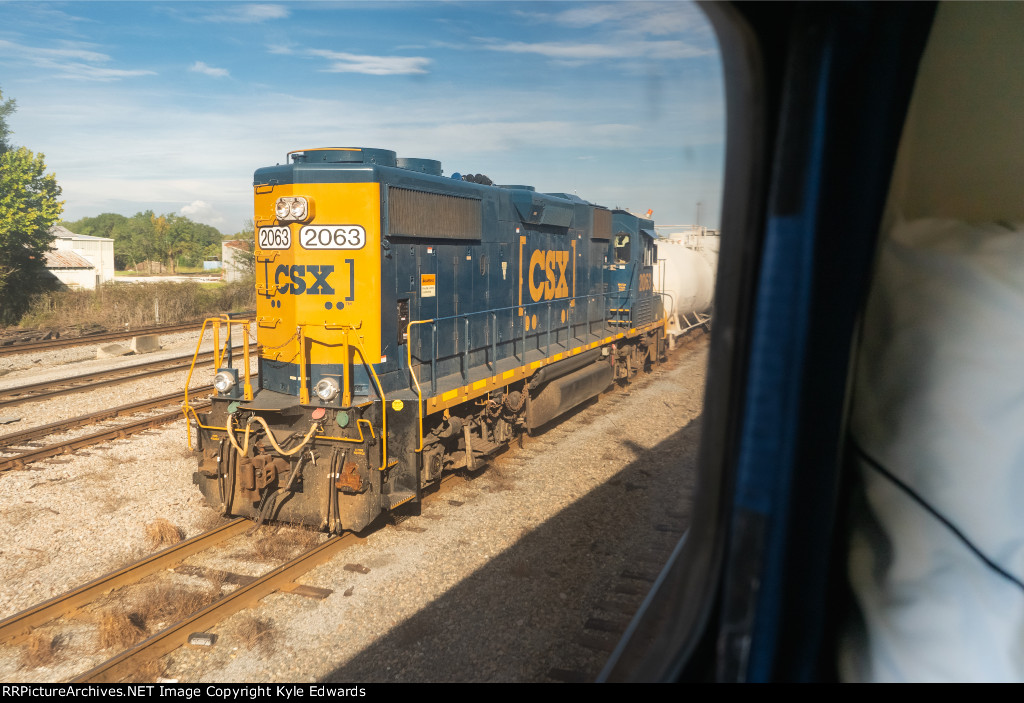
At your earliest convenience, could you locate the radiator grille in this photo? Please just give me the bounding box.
[388,187,482,240]
[593,208,612,240]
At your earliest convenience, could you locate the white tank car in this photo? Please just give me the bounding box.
[653,226,717,344]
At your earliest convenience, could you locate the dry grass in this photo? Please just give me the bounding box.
[133,583,219,629]
[20,279,254,329]
[483,462,517,493]
[20,631,63,669]
[205,568,227,599]
[97,577,226,653]
[290,525,324,551]
[195,509,230,534]
[235,614,275,651]
[145,519,184,549]
[251,525,322,561]
[97,610,147,651]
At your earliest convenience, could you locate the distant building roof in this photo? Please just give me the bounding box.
[223,239,250,251]
[45,249,94,269]
[49,224,114,242]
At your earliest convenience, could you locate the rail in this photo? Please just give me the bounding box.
[75,530,358,683]
[0,519,249,647]
[0,312,254,358]
[0,351,225,410]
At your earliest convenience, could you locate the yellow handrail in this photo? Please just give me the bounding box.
[294,323,389,470]
[182,316,255,450]
[406,319,434,452]
[348,336,389,470]
[297,325,310,404]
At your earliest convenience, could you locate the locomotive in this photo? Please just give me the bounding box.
[184,147,669,533]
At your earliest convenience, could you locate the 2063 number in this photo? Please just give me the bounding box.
[258,226,291,250]
[300,225,366,250]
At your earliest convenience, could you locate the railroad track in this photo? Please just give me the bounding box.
[75,532,356,683]
[0,349,238,410]
[0,312,254,358]
[1,470,468,682]
[0,388,212,472]
[0,518,357,683]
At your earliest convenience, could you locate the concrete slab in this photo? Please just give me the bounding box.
[97,343,131,359]
[130,334,162,354]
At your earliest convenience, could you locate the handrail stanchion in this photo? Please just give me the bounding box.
[212,319,221,370]
[242,322,253,401]
[405,319,434,453]
[351,339,389,470]
[341,331,351,408]
[298,326,310,405]
[490,313,497,370]
[546,303,552,354]
[462,317,470,382]
[429,323,437,396]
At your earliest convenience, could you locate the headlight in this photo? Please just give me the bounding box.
[314,377,340,402]
[214,370,236,394]
[274,196,312,223]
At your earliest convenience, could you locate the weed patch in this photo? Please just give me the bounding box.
[145,519,184,549]
[97,611,147,651]
[235,615,275,651]
[20,631,64,669]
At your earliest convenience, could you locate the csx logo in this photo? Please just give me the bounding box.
[274,264,334,295]
[527,249,571,302]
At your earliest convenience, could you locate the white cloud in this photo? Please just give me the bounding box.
[0,39,108,63]
[476,38,709,62]
[180,199,228,229]
[523,2,710,38]
[202,4,289,24]
[190,61,229,78]
[0,38,155,82]
[307,49,431,76]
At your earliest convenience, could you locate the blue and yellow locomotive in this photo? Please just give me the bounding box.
[185,147,667,533]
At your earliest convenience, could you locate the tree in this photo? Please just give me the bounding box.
[0,147,64,324]
[0,89,14,155]
[0,88,63,325]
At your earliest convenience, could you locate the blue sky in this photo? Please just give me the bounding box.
[0,1,724,235]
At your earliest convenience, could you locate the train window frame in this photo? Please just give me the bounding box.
[600,1,938,682]
[613,231,631,264]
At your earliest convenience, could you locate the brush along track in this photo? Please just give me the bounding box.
[0,518,355,683]
[0,312,254,358]
[0,350,241,409]
[0,520,251,649]
[3,471,461,683]
[0,389,213,472]
[74,532,359,683]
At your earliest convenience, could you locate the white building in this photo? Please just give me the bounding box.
[221,239,252,282]
[46,225,115,289]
